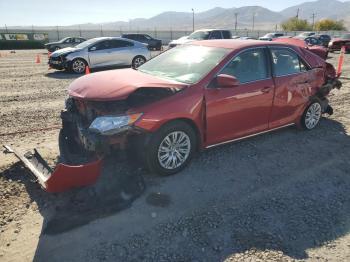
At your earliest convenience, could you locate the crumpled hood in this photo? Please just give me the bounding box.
[51,47,79,57]
[68,68,187,101]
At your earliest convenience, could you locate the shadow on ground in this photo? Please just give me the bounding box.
[1,118,350,261]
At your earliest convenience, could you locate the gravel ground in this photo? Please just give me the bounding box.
[0,49,349,262]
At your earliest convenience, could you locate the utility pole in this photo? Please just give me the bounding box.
[252,13,256,31]
[296,8,300,19]
[192,8,195,32]
[311,13,316,30]
[56,25,59,40]
[234,13,238,32]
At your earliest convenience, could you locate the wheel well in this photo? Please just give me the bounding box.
[133,55,146,61]
[72,57,88,65]
[162,118,202,151]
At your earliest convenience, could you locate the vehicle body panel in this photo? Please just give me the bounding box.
[68,68,187,101]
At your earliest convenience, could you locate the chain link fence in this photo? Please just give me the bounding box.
[0,28,347,45]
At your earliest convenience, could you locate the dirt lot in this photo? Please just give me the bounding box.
[0,49,349,262]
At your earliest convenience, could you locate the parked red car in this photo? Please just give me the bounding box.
[273,37,329,60]
[5,40,341,192]
[64,40,340,174]
[328,33,350,52]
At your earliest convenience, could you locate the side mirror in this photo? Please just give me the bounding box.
[216,74,240,88]
[89,46,97,51]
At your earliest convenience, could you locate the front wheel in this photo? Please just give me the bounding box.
[301,101,322,130]
[132,56,146,69]
[71,58,87,74]
[144,121,197,176]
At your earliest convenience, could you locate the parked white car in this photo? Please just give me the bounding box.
[49,37,151,73]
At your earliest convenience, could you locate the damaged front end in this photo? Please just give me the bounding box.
[3,85,179,193]
[311,62,342,115]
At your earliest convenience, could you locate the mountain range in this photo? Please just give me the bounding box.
[8,0,350,31]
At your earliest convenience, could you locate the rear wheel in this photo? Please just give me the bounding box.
[54,46,60,51]
[144,121,196,176]
[132,56,146,69]
[71,58,87,74]
[301,101,322,130]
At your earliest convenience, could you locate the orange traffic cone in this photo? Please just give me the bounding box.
[35,54,41,64]
[85,66,90,74]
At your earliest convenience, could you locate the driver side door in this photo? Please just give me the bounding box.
[205,48,275,146]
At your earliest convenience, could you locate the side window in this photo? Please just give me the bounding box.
[221,49,268,83]
[209,31,222,39]
[110,40,134,48]
[64,38,73,43]
[271,48,308,76]
[144,35,152,40]
[90,40,111,51]
[222,31,231,39]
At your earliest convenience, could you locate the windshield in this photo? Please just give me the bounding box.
[340,34,350,39]
[188,31,210,40]
[59,37,70,43]
[262,34,273,38]
[75,38,99,49]
[138,45,230,84]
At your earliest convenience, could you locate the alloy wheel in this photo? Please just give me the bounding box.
[133,57,146,68]
[157,131,191,170]
[72,59,86,74]
[305,102,322,129]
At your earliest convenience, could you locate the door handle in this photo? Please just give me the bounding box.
[261,87,272,93]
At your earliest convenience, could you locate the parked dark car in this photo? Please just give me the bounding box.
[304,36,323,46]
[45,37,86,52]
[317,34,331,47]
[122,34,162,50]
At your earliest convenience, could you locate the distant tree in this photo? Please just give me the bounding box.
[281,17,312,31]
[315,19,346,31]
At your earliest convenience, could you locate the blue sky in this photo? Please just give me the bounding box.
[0,0,345,26]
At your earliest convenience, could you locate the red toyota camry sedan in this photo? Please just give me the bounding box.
[63,40,340,175]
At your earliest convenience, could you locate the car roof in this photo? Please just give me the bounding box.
[189,39,294,49]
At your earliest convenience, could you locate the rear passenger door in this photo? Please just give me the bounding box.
[108,40,135,66]
[268,47,318,128]
[88,40,114,67]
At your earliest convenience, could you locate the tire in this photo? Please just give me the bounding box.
[70,58,87,74]
[132,56,146,69]
[54,46,60,51]
[301,101,322,130]
[144,121,197,176]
